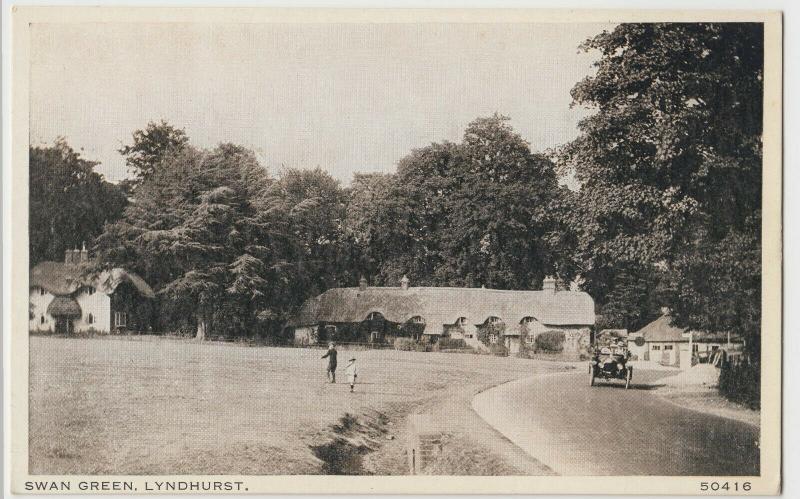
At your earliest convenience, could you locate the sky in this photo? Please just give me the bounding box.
[29,22,612,184]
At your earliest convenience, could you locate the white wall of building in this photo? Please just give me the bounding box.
[29,286,112,333]
[29,288,54,332]
[73,287,111,332]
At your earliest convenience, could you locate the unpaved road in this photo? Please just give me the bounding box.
[473,369,759,476]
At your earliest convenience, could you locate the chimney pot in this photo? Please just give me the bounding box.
[542,276,556,293]
[358,276,368,291]
[80,242,89,262]
[400,275,409,290]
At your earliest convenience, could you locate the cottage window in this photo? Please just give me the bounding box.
[521,316,536,324]
[488,333,499,344]
[87,313,94,325]
[652,345,661,351]
[487,316,502,324]
[85,286,95,296]
[39,288,46,296]
[408,316,425,324]
[664,345,673,350]
[40,315,46,324]
[692,344,699,352]
[114,312,127,327]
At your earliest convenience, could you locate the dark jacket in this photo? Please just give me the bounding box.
[322,348,337,369]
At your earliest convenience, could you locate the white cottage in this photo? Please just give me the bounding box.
[29,248,155,335]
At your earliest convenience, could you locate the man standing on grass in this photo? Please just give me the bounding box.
[321,342,337,383]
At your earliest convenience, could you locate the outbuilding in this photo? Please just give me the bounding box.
[630,313,743,369]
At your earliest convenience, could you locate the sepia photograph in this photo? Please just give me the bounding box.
[7,6,782,495]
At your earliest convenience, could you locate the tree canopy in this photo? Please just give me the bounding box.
[559,23,763,339]
[118,120,189,186]
[348,114,570,290]
[29,139,127,266]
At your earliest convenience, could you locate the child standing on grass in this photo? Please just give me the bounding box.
[321,343,337,383]
[345,358,358,392]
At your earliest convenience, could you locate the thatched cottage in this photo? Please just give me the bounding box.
[289,276,595,355]
[29,247,155,335]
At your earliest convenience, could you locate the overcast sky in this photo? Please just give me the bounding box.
[30,22,612,184]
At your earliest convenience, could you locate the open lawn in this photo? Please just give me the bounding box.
[29,336,565,475]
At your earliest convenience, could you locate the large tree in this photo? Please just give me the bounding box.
[559,23,763,340]
[118,120,189,186]
[29,139,127,266]
[96,143,276,338]
[347,114,568,289]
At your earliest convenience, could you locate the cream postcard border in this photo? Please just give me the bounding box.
[8,7,783,495]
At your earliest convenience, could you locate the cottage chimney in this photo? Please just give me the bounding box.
[400,275,410,290]
[80,242,89,262]
[65,249,72,264]
[542,276,556,293]
[359,276,368,291]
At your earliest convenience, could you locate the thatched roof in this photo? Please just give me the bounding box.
[30,262,155,299]
[47,296,81,318]
[635,314,738,343]
[289,286,595,334]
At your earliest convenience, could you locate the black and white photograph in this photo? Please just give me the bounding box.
[6,6,783,495]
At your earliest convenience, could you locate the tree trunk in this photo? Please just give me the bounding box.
[196,317,209,341]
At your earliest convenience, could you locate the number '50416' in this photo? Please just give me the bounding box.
[700,482,751,492]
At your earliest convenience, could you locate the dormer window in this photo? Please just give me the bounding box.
[85,286,95,296]
[39,288,46,296]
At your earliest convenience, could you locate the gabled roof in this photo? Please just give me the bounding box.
[635,314,739,343]
[636,314,687,342]
[30,262,155,299]
[289,286,595,334]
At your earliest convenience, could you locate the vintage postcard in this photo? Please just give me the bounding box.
[6,6,782,495]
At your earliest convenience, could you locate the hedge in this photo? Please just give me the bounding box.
[534,330,565,353]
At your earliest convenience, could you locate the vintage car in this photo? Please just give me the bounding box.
[590,342,633,388]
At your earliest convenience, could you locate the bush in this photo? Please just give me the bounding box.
[488,343,509,356]
[718,360,760,409]
[393,337,430,352]
[437,337,467,350]
[534,331,565,353]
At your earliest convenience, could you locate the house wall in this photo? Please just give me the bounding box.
[29,288,54,332]
[73,287,111,333]
[504,336,521,355]
[647,342,680,366]
[294,326,318,345]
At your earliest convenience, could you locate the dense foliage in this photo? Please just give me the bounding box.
[29,140,127,266]
[349,114,570,289]
[559,23,763,347]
